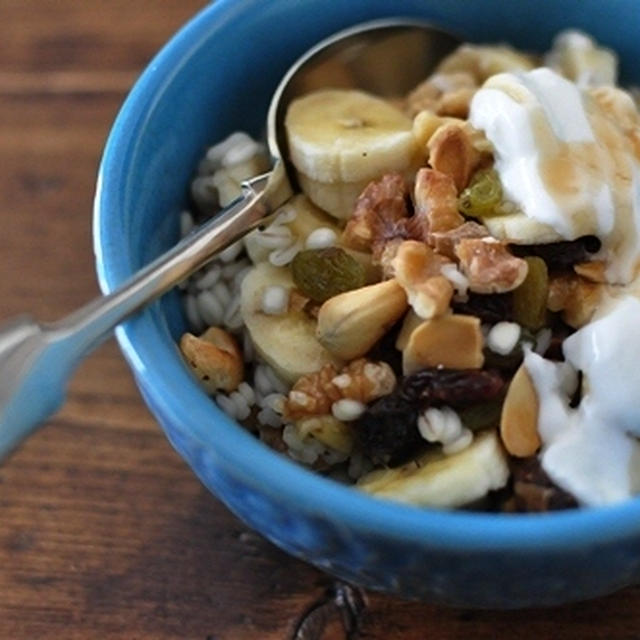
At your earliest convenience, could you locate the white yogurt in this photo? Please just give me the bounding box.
[469,68,640,283]
[524,295,640,506]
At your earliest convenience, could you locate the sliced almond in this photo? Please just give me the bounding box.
[402,314,484,374]
[500,364,541,457]
[316,279,408,360]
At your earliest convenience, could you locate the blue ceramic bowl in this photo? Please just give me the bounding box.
[94,0,640,608]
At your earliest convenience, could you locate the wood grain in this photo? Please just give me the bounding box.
[1,2,639,638]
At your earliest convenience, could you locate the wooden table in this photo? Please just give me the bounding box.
[1,2,639,638]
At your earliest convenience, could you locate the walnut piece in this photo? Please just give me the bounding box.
[427,122,481,191]
[342,169,471,279]
[391,240,453,319]
[454,237,528,293]
[342,172,428,277]
[341,173,410,253]
[413,168,464,233]
[285,364,342,419]
[284,358,396,421]
[428,220,489,260]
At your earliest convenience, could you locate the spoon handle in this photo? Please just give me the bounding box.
[0,168,290,460]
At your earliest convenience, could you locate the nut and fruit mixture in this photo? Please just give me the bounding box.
[179,30,640,511]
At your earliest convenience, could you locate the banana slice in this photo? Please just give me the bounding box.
[244,194,340,263]
[484,212,565,244]
[296,173,370,220]
[357,430,509,508]
[285,89,417,184]
[240,262,342,384]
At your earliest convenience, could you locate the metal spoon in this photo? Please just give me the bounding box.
[0,18,459,459]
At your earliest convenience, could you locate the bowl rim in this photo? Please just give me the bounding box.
[94,0,640,554]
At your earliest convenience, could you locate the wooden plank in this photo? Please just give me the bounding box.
[1,2,640,638]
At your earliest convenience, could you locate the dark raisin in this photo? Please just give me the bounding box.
[356,368,506,462]
[356,394,422,464]
[510,236,600,269]
[452,292,513,323]
[400,368,506,408]
[569,370,583,408]
[510,457,578,511]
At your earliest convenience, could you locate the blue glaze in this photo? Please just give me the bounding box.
[94,0,640,607]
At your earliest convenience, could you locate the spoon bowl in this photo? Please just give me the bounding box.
[268,18,459,170]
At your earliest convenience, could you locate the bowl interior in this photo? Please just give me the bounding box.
[95,0,640,552]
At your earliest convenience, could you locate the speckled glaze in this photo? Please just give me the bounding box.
[94,0,640,607]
